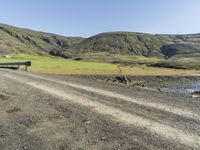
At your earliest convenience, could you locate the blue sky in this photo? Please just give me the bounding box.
[0,0,200,37]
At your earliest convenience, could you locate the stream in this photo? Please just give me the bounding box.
[161,82,200,97]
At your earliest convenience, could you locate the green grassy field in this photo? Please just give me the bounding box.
[0,54,200,76]
[75,52,160,65]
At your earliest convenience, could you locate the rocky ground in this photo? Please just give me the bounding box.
[0,69,200,150]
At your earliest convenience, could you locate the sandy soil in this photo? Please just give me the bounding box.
[0,69,200,149]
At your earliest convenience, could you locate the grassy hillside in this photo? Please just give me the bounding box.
[1,23,200,70]
[68,32,200,70]
[155,34,200,69]
[69,32,200,57]
[0,23,84,55]
[161,43,200,58]
[69,32,176,58]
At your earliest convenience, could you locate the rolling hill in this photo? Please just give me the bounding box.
[67,32,200,68]
[0,23,84,55]
[1,23,200,69]
[69,32,200,58]
[69,32,175,57]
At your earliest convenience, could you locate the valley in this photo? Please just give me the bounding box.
[1,23,200,70]
[0,23,200,149]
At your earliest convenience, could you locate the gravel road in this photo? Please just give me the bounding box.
[0,69,200,150]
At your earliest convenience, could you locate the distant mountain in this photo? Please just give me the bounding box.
[0,23,84,55]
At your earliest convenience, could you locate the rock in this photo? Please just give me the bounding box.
[101,137,106,141]
[115,76,130,85]
[74,58,82,61]
[49,50,71,59]
[192,91,200,95]
[22,146,28,150]
[191,91,200,98]
[6,107,21,113]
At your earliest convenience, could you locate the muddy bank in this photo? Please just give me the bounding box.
[58,75,198,86]
[59,74,200,89]
[53,75,200,98]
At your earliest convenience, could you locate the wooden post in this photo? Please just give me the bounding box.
[25,65,28,71]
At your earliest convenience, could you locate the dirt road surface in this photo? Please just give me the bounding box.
[0,69,200,150]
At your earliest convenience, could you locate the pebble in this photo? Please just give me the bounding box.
[23,146,28,150]
[101,137,106,141]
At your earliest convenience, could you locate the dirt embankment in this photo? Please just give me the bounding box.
[0,69,200,149]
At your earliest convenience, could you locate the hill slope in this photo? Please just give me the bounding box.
[1,23,200,69]
[0,23,84,55]
[69,32,200,57]
[69,32,176,57]
[68,32,200,69]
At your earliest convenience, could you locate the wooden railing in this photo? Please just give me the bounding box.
[0,61,31,71]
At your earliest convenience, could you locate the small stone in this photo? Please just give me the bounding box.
[85,129,89,133]
[22,146,28,150]
[101,137,106,141]
[88,139,92,143]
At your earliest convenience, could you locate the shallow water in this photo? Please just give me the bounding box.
[161,82,200,94]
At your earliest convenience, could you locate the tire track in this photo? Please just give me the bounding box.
[1,72,200,148]
[3,70,200,122]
